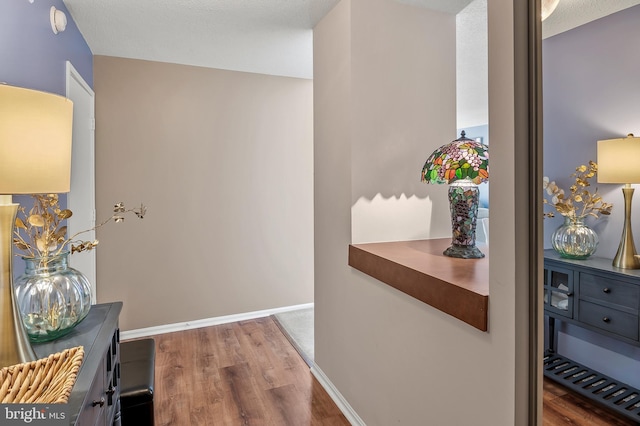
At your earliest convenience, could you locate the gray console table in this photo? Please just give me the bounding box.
[33,302,122,426]
[543,250,640,423]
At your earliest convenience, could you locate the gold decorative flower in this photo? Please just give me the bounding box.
[13,194,145,259]
[543,161,612,220]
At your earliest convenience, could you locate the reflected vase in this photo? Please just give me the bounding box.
[13,251,92,342]
[551,216,599,260]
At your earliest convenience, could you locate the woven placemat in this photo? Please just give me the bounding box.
[0,346,84,404]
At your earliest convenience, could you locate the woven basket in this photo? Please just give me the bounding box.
[0,346,84,404]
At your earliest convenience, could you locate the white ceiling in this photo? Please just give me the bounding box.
[63,0,340,79]
[542,0,640,39]
[63,0,640,80]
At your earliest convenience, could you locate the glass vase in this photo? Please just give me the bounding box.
[13,251,92,342]
[551,216,599,260]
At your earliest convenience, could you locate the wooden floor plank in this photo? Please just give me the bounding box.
[265,383,312,425]
[148,317,349,426]
[542,378,636,426]
[144,316,637,425]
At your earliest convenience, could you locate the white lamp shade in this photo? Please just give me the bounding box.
[0,85,73,194]
[597,134,640,184]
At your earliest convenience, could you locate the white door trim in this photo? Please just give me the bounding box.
[65,61,97,304]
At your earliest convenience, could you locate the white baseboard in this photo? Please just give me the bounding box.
[120,302,314,341]
[311,364,366,426]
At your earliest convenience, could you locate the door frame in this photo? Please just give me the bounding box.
[527,0,544,423]
[65,61,97,303]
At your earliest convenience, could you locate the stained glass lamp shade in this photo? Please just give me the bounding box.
[421,131,489,259]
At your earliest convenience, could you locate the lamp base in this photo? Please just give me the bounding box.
[612,186,640,269]
[444,244,485,259]
[446,179,484,259]
[1,202,37,368]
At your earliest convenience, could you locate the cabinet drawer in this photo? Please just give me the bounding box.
[578,300,639,340]
[76,368,106,426]
[580,273,640,311]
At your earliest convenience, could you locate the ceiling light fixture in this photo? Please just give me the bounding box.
[541,0,560,21]
[50,6,67,34]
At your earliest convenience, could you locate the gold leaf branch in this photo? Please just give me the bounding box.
[543,161,612,221]
[67,203,146,254]
[13,194,146,259]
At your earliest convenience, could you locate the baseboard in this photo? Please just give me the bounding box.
[311,364,366,426]
[120,302,314,341]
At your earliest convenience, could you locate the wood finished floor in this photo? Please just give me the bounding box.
[150,317,350,426]
[543,378,636,426]
[142,316,636,425]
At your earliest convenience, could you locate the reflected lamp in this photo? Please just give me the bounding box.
[0,84,73,367]
[597,134,640,269]
[421,131,489,259]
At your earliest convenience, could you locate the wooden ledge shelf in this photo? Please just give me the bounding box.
[348,238,489,331]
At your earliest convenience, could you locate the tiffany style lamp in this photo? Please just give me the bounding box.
[421,131,489,259]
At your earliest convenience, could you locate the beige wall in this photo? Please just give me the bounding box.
[93,56,314,330]
[350,0,454,244]
[314,0,533,424]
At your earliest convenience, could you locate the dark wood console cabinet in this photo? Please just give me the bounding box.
[544,250,640,348]
[544,251,640,422]
[33,302,122,426]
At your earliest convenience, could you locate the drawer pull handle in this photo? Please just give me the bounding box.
[106,385,115,406]
[92,397,105,407]
[603,288,611,294]
[602,317,610,323]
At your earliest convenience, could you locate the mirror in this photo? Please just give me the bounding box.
[542,2,640,423]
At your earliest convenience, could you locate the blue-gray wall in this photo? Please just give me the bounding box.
[543,5,640,389]
[1,0,92,93]
[1,0,92,273]
[543,5,640,254]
